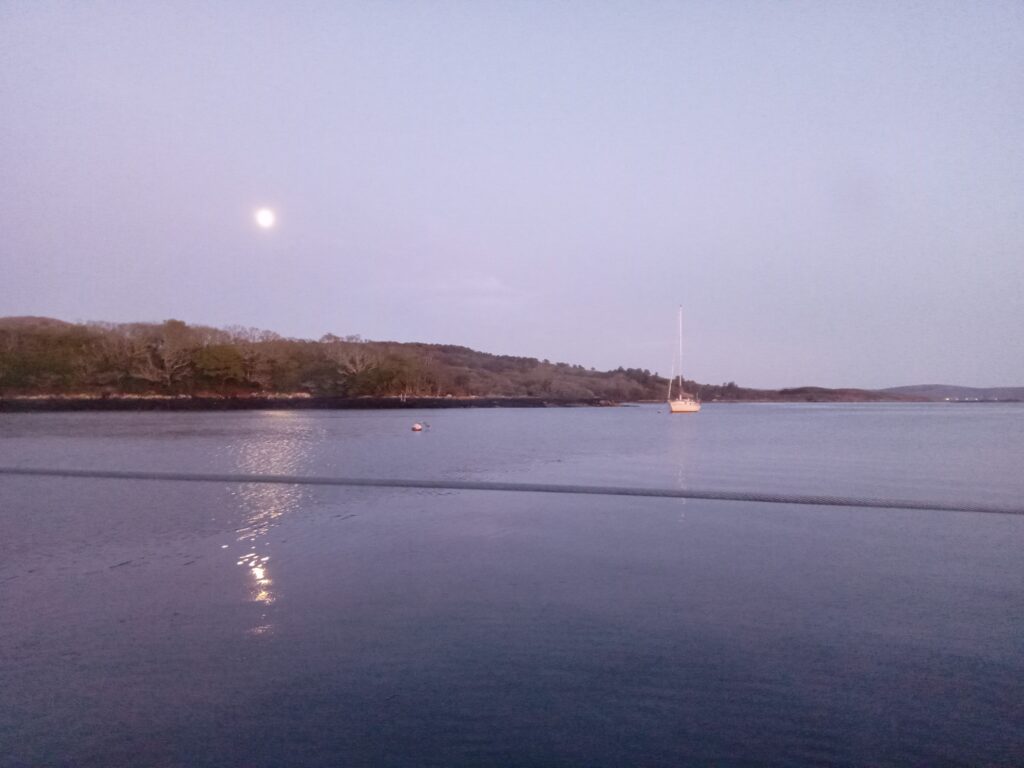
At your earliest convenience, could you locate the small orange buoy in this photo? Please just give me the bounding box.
[411,423,424,432]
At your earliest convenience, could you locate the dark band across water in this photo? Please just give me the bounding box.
[1,466,1021,517]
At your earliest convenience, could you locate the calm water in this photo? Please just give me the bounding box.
[1,404,1022,767]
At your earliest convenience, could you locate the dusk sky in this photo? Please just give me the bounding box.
[2,1,1021,388]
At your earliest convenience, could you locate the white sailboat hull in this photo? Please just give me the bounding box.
[668,399,701,414]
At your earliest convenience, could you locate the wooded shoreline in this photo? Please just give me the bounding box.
[0,391,937,412]
[6,317,995,407]
[0,396,617,412]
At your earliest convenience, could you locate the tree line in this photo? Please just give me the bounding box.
[0,317,752,402]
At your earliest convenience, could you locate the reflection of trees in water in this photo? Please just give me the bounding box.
[227,414,320,632]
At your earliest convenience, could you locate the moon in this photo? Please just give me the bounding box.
[255,208,276,228]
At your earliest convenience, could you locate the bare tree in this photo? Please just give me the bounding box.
[128,320,196,390]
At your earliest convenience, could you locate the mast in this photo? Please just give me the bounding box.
[677,306,684,395]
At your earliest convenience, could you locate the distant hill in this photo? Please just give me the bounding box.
[2,316,1016,404]
[775,387,922,403]
[881,385,1024,401]
[0,316,73,330]
[0,316,670,401]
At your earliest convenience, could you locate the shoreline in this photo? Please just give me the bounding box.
[2,394,1014,412]
[0,395,618,412]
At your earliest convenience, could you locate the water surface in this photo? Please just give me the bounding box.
[1,404,1022,766]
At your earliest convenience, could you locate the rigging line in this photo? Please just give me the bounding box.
[0,466,1022,517]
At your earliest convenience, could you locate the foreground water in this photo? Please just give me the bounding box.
[1,403,1022,766]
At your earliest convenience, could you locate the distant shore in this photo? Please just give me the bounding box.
[3,391,1017,412]
[0,395,617,412]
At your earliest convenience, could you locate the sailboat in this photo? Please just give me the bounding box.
[668,307,700,414]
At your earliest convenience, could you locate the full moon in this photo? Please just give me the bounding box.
[255,208,276,228]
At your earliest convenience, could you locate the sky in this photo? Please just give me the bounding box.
[1,1,1022,388]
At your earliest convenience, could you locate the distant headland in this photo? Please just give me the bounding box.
[0,317,1019,410]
